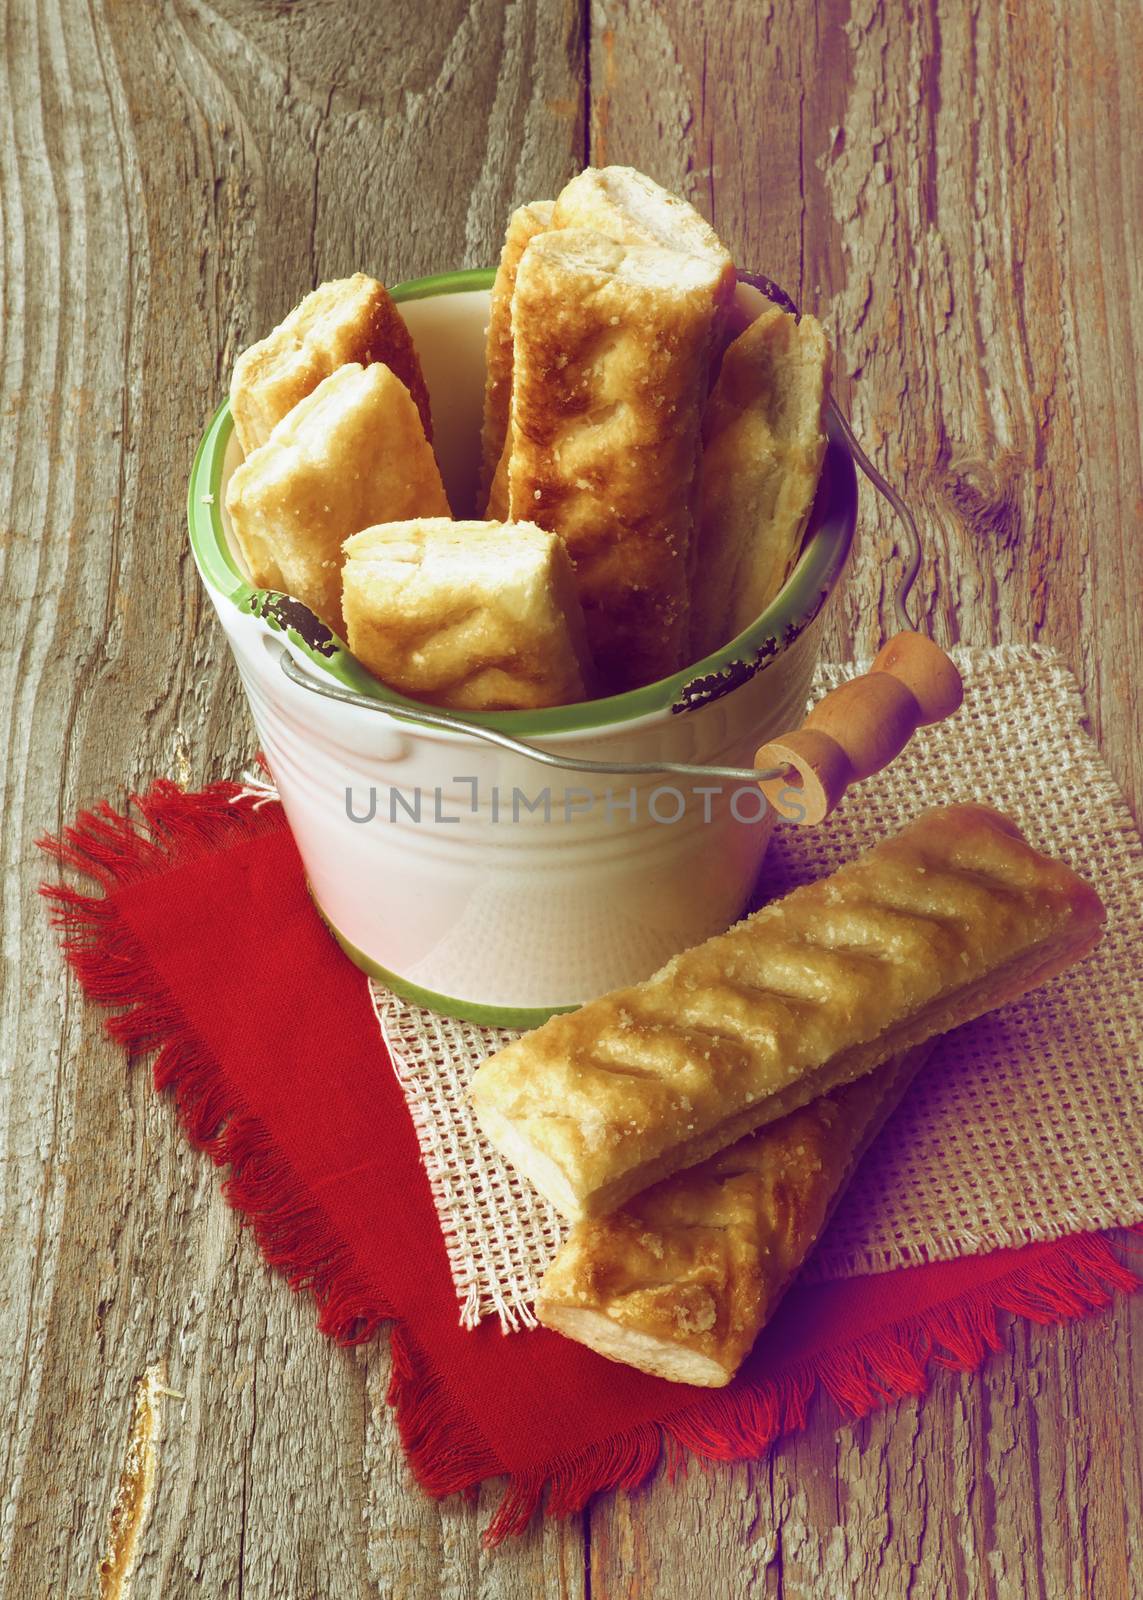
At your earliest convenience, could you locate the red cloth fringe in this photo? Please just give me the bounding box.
[476,1233,1139,1544]
[41,782,390,1346]
[40,782,1141,1547]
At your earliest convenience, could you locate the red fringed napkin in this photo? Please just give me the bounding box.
[41,781,1139,1544]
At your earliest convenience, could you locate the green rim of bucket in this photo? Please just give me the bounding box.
[188,267,857,732]
[315,898,574,1028]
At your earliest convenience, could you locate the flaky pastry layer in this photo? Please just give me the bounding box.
[481,201,554,507]
[342,518,592,711]
[536,1047,932,1385]
[229,274,431,457]
[551,166,734,287]
[507,230,730,692]
[225,363,448,636]
[690,307,832,658]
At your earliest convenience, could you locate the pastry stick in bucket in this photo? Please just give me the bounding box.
[732,269,963,825]
[276,271,963,818]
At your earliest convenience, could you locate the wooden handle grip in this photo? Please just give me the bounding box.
[755,632,963,825]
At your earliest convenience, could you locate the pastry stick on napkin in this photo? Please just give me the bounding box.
[535,1044,933,1385]
[471,805,1105,1221]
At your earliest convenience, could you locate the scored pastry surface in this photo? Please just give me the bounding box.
[471,804,1105,1219]
[536,1047,931,1385]
[507,229,731,693]
[229,274,431,457]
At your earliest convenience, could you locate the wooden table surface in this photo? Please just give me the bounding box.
[3,2,1141,1595]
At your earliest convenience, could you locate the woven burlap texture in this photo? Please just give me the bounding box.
[370,646,1143,1330]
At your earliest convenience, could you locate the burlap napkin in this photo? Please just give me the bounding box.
[369,645,1143,1329]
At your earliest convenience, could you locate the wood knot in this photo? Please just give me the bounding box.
[937,449,1027,551]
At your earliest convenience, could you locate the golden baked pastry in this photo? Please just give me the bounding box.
[551,165,734,288]
[536,1046,932,1385]
[341,518,593,711]
[225,363,449,636]
[481,200,554,508]
[229,274,431,457]
[485,439,510,523]
[471,804,1105,1219]
[507,229,731,693]
[690,307,832,658]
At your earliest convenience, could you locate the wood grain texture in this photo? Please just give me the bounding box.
[1,0,1139,1596]
[592,0,1143,820]
[1,1,585,1594]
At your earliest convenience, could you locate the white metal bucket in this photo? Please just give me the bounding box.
[188,270,856,1025]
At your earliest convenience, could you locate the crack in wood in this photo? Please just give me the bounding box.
[99,1364,169,1600]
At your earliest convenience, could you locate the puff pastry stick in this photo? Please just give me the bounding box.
[481,201,554,508]
[471,804,1104,1220]
[485,438,511,523]
[507,230,730,692]
[551,165,734,289]
[229,274,431,457]
[342,518,593,711]
[536,1045,933,1385]
[690,307,832,659]
[225,363,448,636]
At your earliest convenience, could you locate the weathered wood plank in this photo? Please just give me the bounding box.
[589,0,1143,820]
[584,0,1143,1594]
[586,1290,1143,1600]
[0,1,584,1594]
[3,0,1140,1595]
